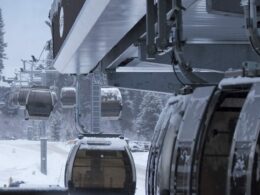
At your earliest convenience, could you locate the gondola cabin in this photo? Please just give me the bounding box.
[59,87,123,119]
[18,88,30,107]
[101,88,122,120]
[65,135,136,195]
[60,87,76,108]
[25,89,57,120]
[146,68,260,195]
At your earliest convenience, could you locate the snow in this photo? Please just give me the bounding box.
[0,140,71,187]
[61,87,76,94]
[49,0,61,20]
[219,76,260,88]
[79,137,127,151]
[101,88,122,103]
[0,80,10,88]
[0,140,148,195]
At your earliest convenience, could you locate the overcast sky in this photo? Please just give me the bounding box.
[0,0,52,77]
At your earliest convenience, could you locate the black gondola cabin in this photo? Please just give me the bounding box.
[65,135,136,195]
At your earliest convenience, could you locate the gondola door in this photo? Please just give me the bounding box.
[170,86,215,195]
[227,82,260,195]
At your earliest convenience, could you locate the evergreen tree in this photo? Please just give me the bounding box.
[117,89,140,138]
[51,120,61,141]
[45,40,53,69]
[135,92,163,141]
[49,109,62,141]
[27,126,33,140]
[0,8,7,73]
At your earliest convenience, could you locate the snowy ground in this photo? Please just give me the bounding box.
[0,140,148,194]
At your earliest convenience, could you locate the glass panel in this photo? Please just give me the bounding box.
[72,150,127,189]
[200,90,247,195]
[252,141,260,195]
[231,142,251,195]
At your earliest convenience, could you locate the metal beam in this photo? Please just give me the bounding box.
[100,16,146,72]
[146,0,157,59]
[157,0,169,50]
[100,0,172,72]
[138,42,260,71]
[107,71,223,93]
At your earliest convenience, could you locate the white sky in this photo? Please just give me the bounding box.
[0,0,53,77]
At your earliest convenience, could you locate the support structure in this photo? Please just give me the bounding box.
[90,74,101,133]
[40,121,47,175]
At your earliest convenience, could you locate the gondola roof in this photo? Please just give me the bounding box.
[77,137,127,151]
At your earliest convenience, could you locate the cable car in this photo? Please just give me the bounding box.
[59,87,123,119]
[18,88,30,107]
[101,88,123,120]
[146,95,190,195]
[146,66,260,195]
[25,89,57,120]
[65,134,136,195]
[60,87,76,108]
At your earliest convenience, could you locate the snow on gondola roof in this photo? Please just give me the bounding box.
[101,88,122,102]
[61,87,76,92]
[78,136,127,151]
[219,76,260,88]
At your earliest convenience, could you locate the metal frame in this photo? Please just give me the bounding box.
[107,71,222,93]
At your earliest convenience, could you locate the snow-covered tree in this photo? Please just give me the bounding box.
[62,109,78,140]
[45,40,53,69]
[116,89,139,137]
[49,108,62,141]
[0,8,7,73]
[134,92,163,141]
[51,120,61,141]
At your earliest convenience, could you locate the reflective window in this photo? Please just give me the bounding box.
[72,150,127,189]
[200,92,247,195]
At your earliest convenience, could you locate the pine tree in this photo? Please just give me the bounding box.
[0,8,7,73]
[135,92,163,141]
[51,120,61,141]
[49,109,62,141]
[45,40,53,69]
